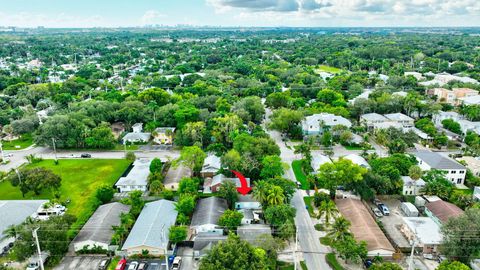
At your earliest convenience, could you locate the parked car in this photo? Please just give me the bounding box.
[172,257,182,270]
[378,203,390,216]
[137,262,148,270]
[128,261,139,270]
[372,207,383,217]
[115,259,127,270]
[81,153,91,158]
[26,263,39,270]
[98,258,111,270]
[363,259,373,268]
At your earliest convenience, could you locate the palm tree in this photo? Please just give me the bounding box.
[253,181,270,205]
[4,225,18,240]
[317,200,338,225]
[266,186,285,206]
[328,217,352,242]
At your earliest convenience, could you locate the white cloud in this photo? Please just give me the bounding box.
[207,0,480,26]
[140,10,166,25]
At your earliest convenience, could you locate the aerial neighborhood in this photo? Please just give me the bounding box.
[0,26,479,270]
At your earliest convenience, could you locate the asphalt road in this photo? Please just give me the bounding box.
[0,147,180,172]
[264,107,331,270]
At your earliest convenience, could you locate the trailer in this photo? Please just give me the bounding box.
[401,202,419,217]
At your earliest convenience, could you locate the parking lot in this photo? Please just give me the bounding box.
[373,198,410,250]
[125,259,167,270]
[54,256,106,270]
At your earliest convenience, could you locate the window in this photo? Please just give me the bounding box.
[459,170,465,174]
[457,178,462,184]
[451,170,456,174]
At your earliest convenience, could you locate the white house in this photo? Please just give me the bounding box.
[459,95,480,106]
[115,158,151,193]
[401,176,426,196]
[360,113,388,130]
[384,113,414,128]
[432,111,462,126]
[200,154,222,178]
[302,113,352,136]
[413,151,466,185]
[122,123,151,144]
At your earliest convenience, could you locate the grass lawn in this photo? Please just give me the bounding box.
[277,261,308,270]
[2,133,34,150]
[453,188,473,195]
[0,159,131,235]
[320,236,332,247]
[326,253,344,270]
[316,65,343,74]
[300,261,308,270]
[113,144,140,151]
[343,145,363,150]
[108,257,120,270]
[303,196,315,217]
[292,160,309,190]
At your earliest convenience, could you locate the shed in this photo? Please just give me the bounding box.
[73,202,130,252]
[400,202,419,217]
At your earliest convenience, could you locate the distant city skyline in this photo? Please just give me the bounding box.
[0,0,479,28]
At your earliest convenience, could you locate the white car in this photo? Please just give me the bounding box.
[172,257,182,270]
[128,261,138,270]
[372,207,383,217]
[26,263,39,270]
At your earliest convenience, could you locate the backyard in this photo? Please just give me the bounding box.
[0,159,131,234]
[315,65,343,74]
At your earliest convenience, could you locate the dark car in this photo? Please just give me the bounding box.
[81,153,92,158]
[98,258,111,270]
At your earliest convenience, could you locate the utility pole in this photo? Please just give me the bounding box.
[15,169,22,186]
[32,228,45,270]
[161,225,169,270]
[51,138,57,162]
[293,227,298,270]
[0,140,5,164]
[407,231,417,270]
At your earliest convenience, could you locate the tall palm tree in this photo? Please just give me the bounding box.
[4,225,18,240]
[328,217,352,242]
[317,200,338,225]
[266,186,285,206]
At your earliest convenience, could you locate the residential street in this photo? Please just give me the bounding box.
[264,107,331,270]
[0,147,180,172]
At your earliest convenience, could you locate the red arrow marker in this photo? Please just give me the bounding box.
[230,170,251,195]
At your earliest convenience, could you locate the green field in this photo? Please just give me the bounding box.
[292,160,309,190]
[316,65,343,74]
[303,196,315,217]
[113,144,140,151]
[0,159,131,225]
[2,134,34,150]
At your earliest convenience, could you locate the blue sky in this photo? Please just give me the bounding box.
[0,0,479,27]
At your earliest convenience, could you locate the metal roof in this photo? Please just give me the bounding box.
[0,200,48,239]
[116,158,151,187]
[403,217,443,245]
[122,200,178,250]
[191,197,228,227]
[426,200,463,223]
[73,202,130,245]
[413,151,465,170]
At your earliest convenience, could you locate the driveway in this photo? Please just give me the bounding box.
[375,198,410,250]
[164,164,190,190]
[54,256,107,270]
[177,247,198,270]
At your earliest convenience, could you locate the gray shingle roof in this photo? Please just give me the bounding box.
[0,200,48,239]
[122,200,178,250]
[191,197,228,227]
[237,224,272,243]
[73,202,130,245]
[413,151,466,170]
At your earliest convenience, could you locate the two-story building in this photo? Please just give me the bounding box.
[413,151,466,185]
